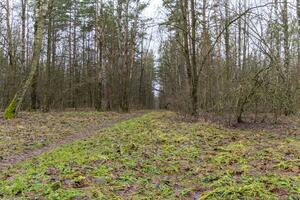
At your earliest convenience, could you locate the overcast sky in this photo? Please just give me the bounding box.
[141,0,297,56]
[143,0,163,19]
[141,0,164,56]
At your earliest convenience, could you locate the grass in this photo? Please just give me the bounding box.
[0,111,123,159]
[0,111,299,199]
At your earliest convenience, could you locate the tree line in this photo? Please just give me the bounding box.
[0,0,155,119]
[158,0,300,122]
[1,0,300,123]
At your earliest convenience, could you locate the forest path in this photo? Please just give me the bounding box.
[0,111,147,170]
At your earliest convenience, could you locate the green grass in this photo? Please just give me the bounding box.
[0,111,299,199]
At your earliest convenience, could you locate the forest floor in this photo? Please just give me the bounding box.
[0,111,146,169]
[0,111,299,199]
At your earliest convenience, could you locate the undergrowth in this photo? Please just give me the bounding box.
[0,112,299,199]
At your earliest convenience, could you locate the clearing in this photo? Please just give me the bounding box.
[0,111,299,199]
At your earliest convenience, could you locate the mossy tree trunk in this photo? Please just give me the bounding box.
[4,0,48,119]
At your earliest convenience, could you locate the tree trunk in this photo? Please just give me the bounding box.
[224,0,231,81]
[95,0,103,111]
[139,37,145,107]
[180,0,198,116]
[6,0,17,101]
[4,0,48,119]
[31,70,39,110]
[282,0,292,114]
[21,0,27,72]
[282,0,289,76]
[297,0,300,74]
[44,0,53,112]
[190,0,198,116]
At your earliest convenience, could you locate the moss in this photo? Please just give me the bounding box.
[0,111,124,159]
[4,95,17,120]
[0,111,299,199]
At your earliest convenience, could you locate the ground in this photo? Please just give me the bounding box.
[0,111,299,199]
[0,111,140,168]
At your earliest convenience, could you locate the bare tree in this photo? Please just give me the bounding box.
[4,0,49,119]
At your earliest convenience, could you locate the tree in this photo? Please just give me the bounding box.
[43,0,54,112]
[95,0,104,111]
[0,0,155,116]
[159,0,300,122]
[4,0,49,119]
[5,0,17,103]
[21,0,27,72]
[178,0,199,115]
[297,0,300,73]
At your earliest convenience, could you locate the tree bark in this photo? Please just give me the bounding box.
[95,0,103,111]
[180,0,198,116]
[6,0,17,101]
[139,37,145,107]
[282,0,289,76]
[190,0,198,116]
[21,0,27,72]
[224,0,231,81]
[4,0,48,119]
[297,0,300,73]
[44,0,53,112]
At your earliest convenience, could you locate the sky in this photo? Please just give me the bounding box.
[142,0,164,94]
[139,0,298,94]
[143,0,163,19]
[141,0,164,58]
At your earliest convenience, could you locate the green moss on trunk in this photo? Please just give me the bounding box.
[4,96,17,120]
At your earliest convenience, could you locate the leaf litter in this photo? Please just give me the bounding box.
[0,111,299,199]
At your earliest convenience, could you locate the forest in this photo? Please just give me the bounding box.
[0,0,299,199]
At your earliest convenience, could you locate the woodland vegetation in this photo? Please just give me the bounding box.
[0,0,300,122]
[159,0,300,122]
[0,112,299,198]
[0,0,300,199]
[0,0,155,119]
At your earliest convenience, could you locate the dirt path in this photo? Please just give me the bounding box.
[0,111,147,170]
